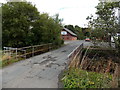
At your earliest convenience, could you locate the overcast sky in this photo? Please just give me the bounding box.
[27,0,99,27]
[1,0,100,27]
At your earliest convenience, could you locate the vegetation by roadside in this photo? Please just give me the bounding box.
[59,44,120,88]
[0,57,24,67]
[61,68,112,88]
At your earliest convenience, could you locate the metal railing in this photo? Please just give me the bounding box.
[2,43,53,60]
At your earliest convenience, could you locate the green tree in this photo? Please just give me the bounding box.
[64,25,85,40]
[2,2,63,48]
[64,25,75,33]
[74,25,85,39]
[2,2,39,47]
[87,1,119,47]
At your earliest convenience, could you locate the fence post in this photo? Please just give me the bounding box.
[16,48,17,59]
[8,47,11,60]
[32,46,34,57]
[48,44,50,51]
[9,48,11,60]
[3,47,5,55]
[25,50,26,59]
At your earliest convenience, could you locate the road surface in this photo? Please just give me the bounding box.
[1,40,91,88]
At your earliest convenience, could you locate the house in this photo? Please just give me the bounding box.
[61,28,77,40]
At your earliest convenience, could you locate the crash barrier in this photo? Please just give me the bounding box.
[3,43,54,60]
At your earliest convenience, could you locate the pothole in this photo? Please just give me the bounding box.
[39,60,50,65]
[45,63,61,68]
[61,50,67,52]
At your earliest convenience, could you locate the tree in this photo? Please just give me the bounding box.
[2,2,40,47]
[52,14,63,45]
[64,25,75,33]
[6,0,26,2]
[64,25,85,40]
[0,5,1,48]
[87,1,119,47]
[74,25,85,39]
[2,2,63,48]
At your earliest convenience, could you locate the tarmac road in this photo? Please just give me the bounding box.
[1,40,91,88]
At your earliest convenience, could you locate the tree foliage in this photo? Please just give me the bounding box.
[64,25,86,39]
[2,2,63,48]
[86,1,120,46]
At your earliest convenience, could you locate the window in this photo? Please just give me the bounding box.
[61,31,67,35]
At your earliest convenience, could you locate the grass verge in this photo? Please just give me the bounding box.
[0,57,24,68]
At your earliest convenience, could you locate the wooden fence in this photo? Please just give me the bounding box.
[3,43,54,60]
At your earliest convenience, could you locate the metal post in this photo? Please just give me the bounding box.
[8,47,11,60]
[3,47,5,55]
[25,50,26,59]
[9,47,11,60]
[16,48,17,59]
